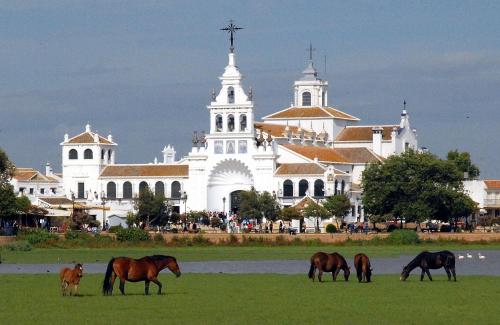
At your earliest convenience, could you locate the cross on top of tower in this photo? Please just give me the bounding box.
[220,20,243,53]
[307,42,315,61]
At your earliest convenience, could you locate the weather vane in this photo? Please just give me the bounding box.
[221,20,243,53]
[307,42,315,61]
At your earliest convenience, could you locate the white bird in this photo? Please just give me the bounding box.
[458,254,464,260]
[466,253,473,259]
[478,253,485,260]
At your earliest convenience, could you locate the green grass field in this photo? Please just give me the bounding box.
[2,243,500,264]
[0,274,498,324]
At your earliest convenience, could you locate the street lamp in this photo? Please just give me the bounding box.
[70,191,75,219]
[101,191,107,232]
[181,191,187,214]
[222,197,226,215]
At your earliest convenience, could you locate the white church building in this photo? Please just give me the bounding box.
[53,41,418,225]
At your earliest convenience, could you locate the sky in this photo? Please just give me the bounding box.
[1,1,499,178]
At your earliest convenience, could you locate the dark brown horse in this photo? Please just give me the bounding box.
[60,263,83,296]
[354,253,372,283]
[308,252,350,282]
[102,255,181,295]
[400,250,456,282]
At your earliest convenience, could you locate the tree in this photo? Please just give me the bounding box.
[447,150,480,180]
[258,191,280,222]
[302,201,330,233]
[280,207,301,221]
[362,150,466,228]
[134,187,167,227]
[323,194,351,228]
[239,188,280,223]
[0,148,16,222]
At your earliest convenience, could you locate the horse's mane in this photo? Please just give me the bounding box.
[148,255,176,261]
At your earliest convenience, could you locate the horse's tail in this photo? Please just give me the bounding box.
[308,261,315,279]
[102,257,115,295]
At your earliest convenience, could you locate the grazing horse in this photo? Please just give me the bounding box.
[102,255,181,295]
[354,253,372,283]
[400,250,456,282]
[60,263,83,296]
[308,252,350,282]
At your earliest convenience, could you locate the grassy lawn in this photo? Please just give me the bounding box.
[2,243,500,264]
[0,273,498,324]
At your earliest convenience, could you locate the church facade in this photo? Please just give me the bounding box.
[55,44,418,225]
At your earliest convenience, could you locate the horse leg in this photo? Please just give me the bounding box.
[145,280,150,295]
[119,278,126,295]
[444,267,452,281]
[425,269,433,281]
[109,272,116,295]
[420,269,425,281]
[318,270,323,282]
[451,267,457,282]
[151,278,162,295]
[333,268,341,282]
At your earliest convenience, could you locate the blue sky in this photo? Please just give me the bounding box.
[1,1,499,177]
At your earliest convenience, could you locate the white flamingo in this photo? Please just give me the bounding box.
[478,253,485,260]
[458,254,464,260]
[466,253,473,259]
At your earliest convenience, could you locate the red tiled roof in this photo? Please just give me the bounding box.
[263,106,359,121]
[100,165,189,177]
[336,126,396,141]
[67,132,113,144]
[275,163,325,175]
[282,144,382,164]
[485,180,500,190]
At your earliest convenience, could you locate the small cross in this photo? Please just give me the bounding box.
[306,43,315,61]
[221,20,243,53]
[403,100,407,110]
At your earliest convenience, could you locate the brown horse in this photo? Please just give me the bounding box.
[102,255,181,295]
[308,252,350,282]
[354,253,372,283]
[60,263,83,296]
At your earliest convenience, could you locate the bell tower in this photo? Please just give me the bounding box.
[293,43,328,107]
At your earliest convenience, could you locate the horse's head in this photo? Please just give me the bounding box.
[366,267,373,282]
[167,257,181,278]
[400,265,410,281]
[344,266,351,281]
[74,263,83,277]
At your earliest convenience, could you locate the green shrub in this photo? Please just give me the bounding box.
[387,229,420,245]
[65,230,92,241]
[18,229,58,246]
[108,225,123,233]
[116,228,150,242]
[171,228,178,234]
[153,233,165,243]
[440,224,452,232]
[169,235,191,246]
[5,240,32,251]
[325,224,337,233]
[192,235,211,246]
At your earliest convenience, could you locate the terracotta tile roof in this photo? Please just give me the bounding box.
[39,197,87,209]
[254,122,301,137]
[485,180,500,190]
[292,196,321,211]
[275,163,325,176]
[336,126,397,141]
[100,164,189,177]
[282,144,382,164]
[263,106,359,121]
[67,132,113,144]
[13,168,58,183]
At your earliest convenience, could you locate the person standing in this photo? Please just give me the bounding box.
[269,221,273,234]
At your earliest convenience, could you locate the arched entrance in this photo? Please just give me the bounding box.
[230,190,243,214]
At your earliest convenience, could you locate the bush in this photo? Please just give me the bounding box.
[5,240,32,251]
[116,228,150,242]
[108,225,123,233]
[325,224,337,233]
[153,233,165,243]
[17,229,58,246]
[440,224,452,232]
[171,228,178,234]
[387,224,398,232]
[65,230,92,241]
[192,235,211,246]
[386,229,420,245]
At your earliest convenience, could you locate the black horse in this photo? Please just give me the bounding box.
[400,250,456,282]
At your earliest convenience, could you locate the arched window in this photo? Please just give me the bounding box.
[84,149,93,159]
[239,114,247,131]
[299,179,309,197]
[69,149,78,160]
[228,114,235,132]
[215,114,223,132]
[123,182,132,199]
[341,180,345,195]
[302,92,311,106]
[101,149,105,160]
[155,181,165,198]
[171,181,181,198]
[334,180,338,195]
[139,181,149,194]
[228,86,235,104]
[322,91,325,107]
[314,179,324,197]
[108,150,112,161]
[283,180,293,197]
[107,182,116,199]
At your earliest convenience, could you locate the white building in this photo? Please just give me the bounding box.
[15,42,421,226]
